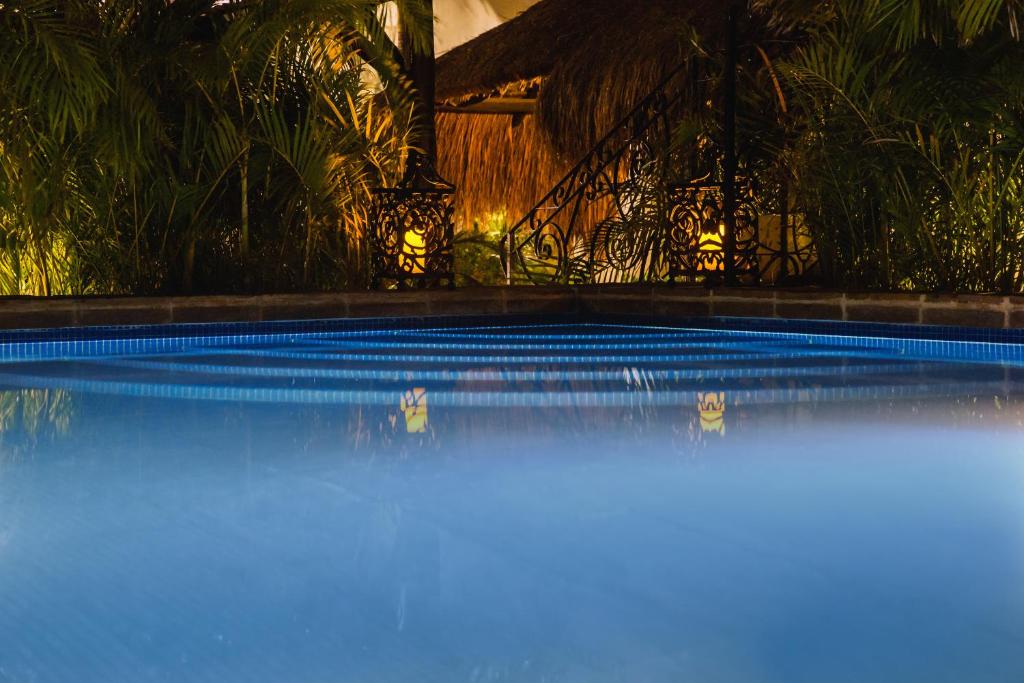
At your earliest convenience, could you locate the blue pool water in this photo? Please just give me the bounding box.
[0,319,1022,682]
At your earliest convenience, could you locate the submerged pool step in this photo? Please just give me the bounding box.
[0,320,1022,366]
[165,345,927,367]
[297,337,879,353]
[0,369,1010,408]
[97,357,941,384]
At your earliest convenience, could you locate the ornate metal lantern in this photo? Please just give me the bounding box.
[666,176,759,283]
[370,158,456,289]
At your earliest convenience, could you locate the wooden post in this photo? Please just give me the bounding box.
[779,175,789,283]
[723,1,739,286]
[400,0,438,180]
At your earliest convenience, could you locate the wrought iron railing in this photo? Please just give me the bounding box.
[663,175,819,285]
[500,67,687,285]
[666,175,760,282]
[498,64,819,287]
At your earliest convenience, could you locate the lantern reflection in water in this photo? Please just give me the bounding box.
[698,392,726,436]
[400,388,428,433]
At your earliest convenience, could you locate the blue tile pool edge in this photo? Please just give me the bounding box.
[623,315,1024,366]
[0,313,1020,365]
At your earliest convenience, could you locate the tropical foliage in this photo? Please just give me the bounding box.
[490,0,1024,293]
[0,0,426,295]
[454,211,508,286]
[4,0,1023,295]
[745,0,1024,291]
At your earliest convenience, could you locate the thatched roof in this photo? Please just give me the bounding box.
[436,0,728,229]
[438,0,723,157]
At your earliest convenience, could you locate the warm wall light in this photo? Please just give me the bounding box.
[400,387,428,433]
[698,392,726,435]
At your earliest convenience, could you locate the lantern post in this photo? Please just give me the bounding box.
[370,0,457,289]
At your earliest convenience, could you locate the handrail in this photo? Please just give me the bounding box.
[496,61,819,286]
[500,64,689,285]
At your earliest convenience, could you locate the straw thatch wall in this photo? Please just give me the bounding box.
[437,111,614,232]
[436,113,557,229]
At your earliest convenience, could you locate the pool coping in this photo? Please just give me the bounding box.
[0,285,1021,337]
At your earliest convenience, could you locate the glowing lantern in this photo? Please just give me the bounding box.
[666,178,759,282]
[400,387,428,433]
[370,158,455,289]
[698,222,726,272]
[698,392,726,436]
[400,226,427,275]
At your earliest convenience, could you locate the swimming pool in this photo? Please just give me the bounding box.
[0,317,1022,682]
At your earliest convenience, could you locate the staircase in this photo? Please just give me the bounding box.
[499,66,688,286]
[498,61,823,287]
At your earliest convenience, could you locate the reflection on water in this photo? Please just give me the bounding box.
[0,388,74,465]
[698,391,727,436]
[0,322,1023,683]
[400,387,429,434]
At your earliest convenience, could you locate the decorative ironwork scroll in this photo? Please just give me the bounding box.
[497,57,820,288]
[758,212,819,283]
[500,67,687,285]
[666,176,759,282]
[370,159,456,289]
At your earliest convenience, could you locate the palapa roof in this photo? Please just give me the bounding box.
[435,0,729,229]
[437,0,726,154]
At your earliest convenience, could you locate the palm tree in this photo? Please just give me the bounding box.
[741,0,1024,291]
[0,0,430,295]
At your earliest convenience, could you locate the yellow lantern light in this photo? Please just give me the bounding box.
[400,227,427,275]
[697,222,726,272]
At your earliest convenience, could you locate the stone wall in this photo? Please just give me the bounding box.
[577,287,1024,329]
[0,286,1020,330]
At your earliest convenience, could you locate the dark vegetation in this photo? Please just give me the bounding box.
[1,0,1023,294]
